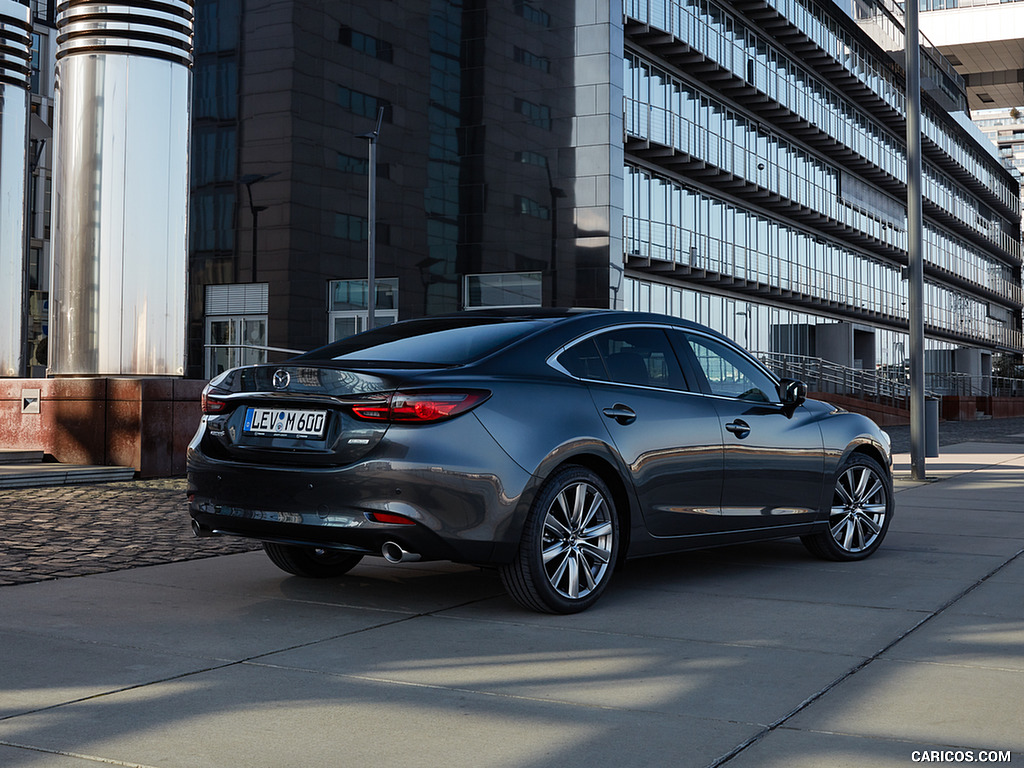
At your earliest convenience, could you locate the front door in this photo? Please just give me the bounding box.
[678,331,826,532]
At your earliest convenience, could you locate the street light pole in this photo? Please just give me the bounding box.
[359,107,385,331]
[240,172,278,283]
[905,0,926,480]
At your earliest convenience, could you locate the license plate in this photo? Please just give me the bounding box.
[244,407,327,438]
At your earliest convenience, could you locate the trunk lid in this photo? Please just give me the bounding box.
[201,363,402,466]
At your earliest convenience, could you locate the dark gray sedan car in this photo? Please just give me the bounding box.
[188,309,893,613]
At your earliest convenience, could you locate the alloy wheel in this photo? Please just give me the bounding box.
[540,480,615,600]
[829,463,888,553]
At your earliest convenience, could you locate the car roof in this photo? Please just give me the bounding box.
[432,308,719,337]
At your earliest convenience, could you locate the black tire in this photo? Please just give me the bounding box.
[262,542,364,578]
[802,453,892,561]
[500,465,619,614]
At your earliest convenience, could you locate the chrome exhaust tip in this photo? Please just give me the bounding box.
[381,541,421,563]
[191,519,214,538]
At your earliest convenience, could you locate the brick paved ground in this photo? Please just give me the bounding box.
[2,416,1023,588]
[0,478,258,587]
[884,415,1024,453]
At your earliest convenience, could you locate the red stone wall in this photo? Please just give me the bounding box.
[0,378,205,477]
[808,392,910,426]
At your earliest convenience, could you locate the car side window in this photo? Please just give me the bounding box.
[684,334,777,402]
[557,338,609,381]
[588,327,688,390]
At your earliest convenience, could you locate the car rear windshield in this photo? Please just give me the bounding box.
[298,318,550,366]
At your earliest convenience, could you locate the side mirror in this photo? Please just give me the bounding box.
[778,378,806,409]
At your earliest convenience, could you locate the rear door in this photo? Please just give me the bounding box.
[556,326,725,537]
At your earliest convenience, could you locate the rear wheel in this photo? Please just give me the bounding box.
[500,466,619,614]
[802,454,892,561]
[262,542,364,578]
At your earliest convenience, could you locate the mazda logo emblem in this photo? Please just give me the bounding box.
[272,370,290,389]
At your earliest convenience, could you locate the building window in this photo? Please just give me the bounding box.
[514,0,550,27]
[204,283,269,377]
[328,278,398,340]
[515,150,549,168]
[337,151,389,179]
[513,46,550,73]
[337,152,368,175]
[338,86,391,121]
[191,189,235,252]
[465,272,542,309]
[515,195,550,220]
[333,214,390,244]
[339,25,393,63]
[514,98,551,130]
[30,33,42,93]
[335,213,367,241]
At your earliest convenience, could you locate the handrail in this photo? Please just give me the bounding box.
[205,343,305,355]
[760,351,1024,403]
[760,352,924,406]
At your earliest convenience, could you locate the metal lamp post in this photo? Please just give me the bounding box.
[358,108,385,331]
[240,172,278,283]
[905,0,926,480]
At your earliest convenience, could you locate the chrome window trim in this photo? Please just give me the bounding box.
[545,322,784,404]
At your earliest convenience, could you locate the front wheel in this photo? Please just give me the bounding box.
[262,542,364,578]
[500,466,619,614]
[802,453,892,561]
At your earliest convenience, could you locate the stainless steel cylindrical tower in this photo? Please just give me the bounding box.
[49,0,193,375]
[0,0,31,377]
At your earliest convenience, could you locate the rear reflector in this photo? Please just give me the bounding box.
[351,390,490,423]
[366,511,416,525]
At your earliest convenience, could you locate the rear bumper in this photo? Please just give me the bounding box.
[187,415,534,565]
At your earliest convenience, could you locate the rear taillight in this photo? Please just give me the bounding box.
[201,386,229,414]
[351,390,490,423]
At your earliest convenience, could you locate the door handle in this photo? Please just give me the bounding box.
[725,419,751,439]
[602,404,637,425]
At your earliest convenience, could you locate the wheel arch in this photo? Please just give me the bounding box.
[843,440,892,480]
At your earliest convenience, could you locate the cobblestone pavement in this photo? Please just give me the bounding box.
[0,478,258,587]
[3,416,1024,588]
[884,415,1024,453]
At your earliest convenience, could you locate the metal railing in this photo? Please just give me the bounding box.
[761,351,1024,407]
[205,343,305,356]
[760,352,917,406]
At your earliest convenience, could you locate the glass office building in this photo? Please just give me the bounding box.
[186,0,1020,379]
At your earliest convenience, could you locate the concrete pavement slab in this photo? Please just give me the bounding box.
[0,661,752,768]
[0,568,443,661]
[589,543,1010,613]
[781,658,1024,753]
[722,728,987,768]
[0,746,94,768]
[886,503,1024,540]
[881,528,1024,557]
[0,630,217,720]
[257,612,862,726]
[450,586,928,657]
[88,550,507,613]
[940,561,1024,619]
[880,612,1024,670]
